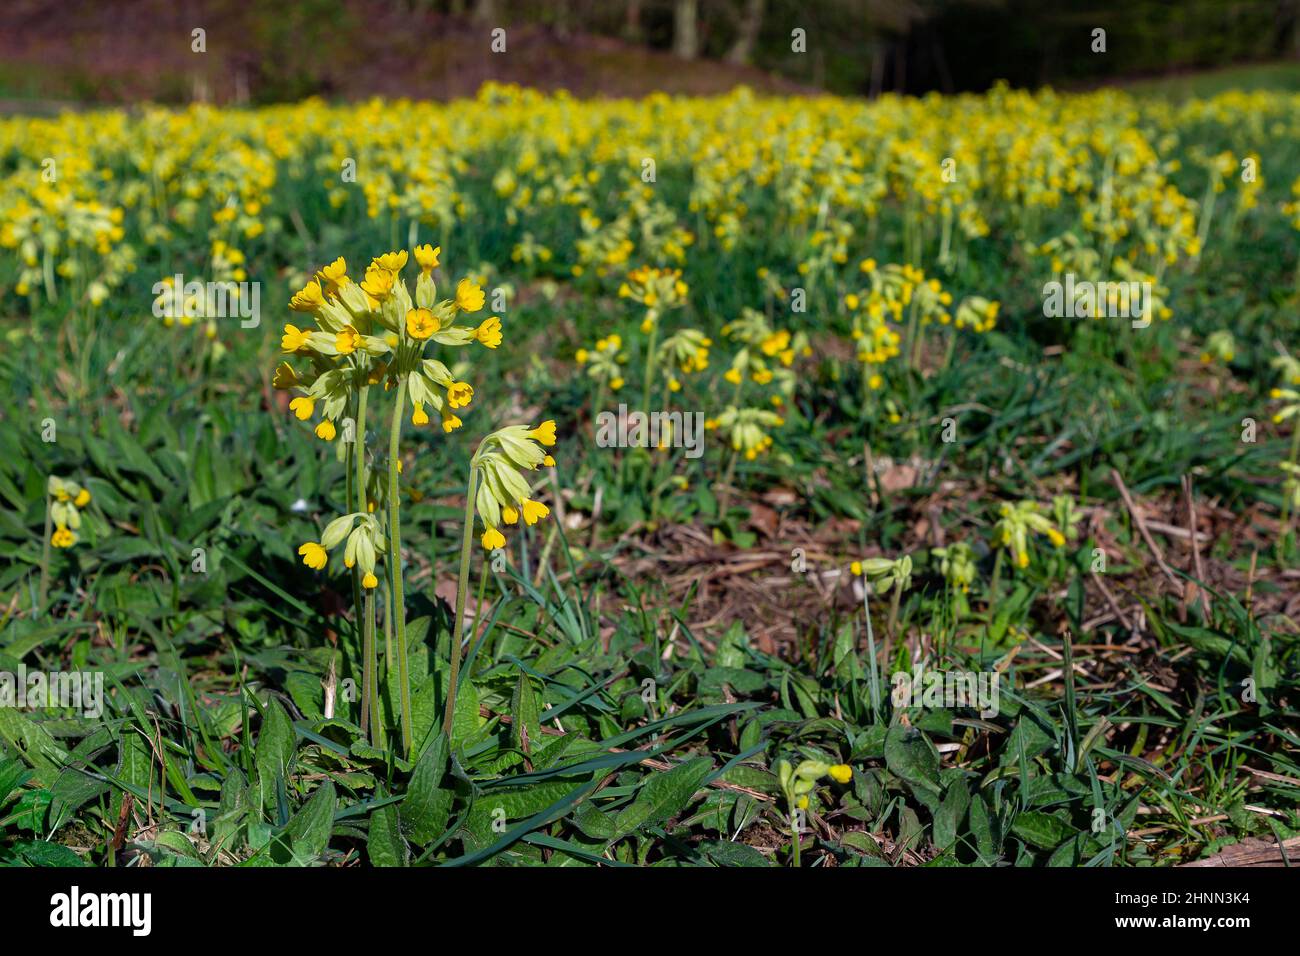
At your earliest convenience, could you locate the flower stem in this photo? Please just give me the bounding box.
[444,463,479,738]
[352,387,372,735]
[641,317,659,413]
[990,548,1004,606]
[38,494,52,614]
[860,583,880,721]
[365,588,382,745]
[1279,426,1300,552]
[884,585,902,672]
[387,378,412,756]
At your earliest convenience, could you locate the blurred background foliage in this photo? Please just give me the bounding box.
[1,0,1299,107]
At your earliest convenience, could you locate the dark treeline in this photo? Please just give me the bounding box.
[478,0,1300,93]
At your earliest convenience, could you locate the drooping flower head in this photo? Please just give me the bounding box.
[469,421,558,550]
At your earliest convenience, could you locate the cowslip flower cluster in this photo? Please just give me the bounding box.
[1200,330,1236,366]
[850,555,914,594]
[298,512,387,589]
[275,245,501,439]
[619,265,688,333]
[575,334,626,392]
[995,500,1066,569]
[776,758,853,812]
[48,477,91,548]
[471,421,558,550]
[933,542,976,593]
[720,308,807,402]
[658,328,712,392]
[1271,352,1300,387]
[706,406,785,461]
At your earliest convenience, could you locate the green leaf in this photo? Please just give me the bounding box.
[1,840,88,867]
[511,669,541,755]
[450,678,480,751]
[0,757,32,807]
[254,699,295,811]
[369,795,408,867]
[969,793,999,862]
[284,780,336,864]
[933,779,970,850]
[613,756,713,838]
[402,735,453,846]
[884,723,941,795]
[1011,810,1078,851]
[0,709,69,785]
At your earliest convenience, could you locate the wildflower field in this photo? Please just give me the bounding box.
[2,80,1299,870]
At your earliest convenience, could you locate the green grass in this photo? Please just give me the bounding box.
[1118,60,1300,100]
[1,81,1298,868]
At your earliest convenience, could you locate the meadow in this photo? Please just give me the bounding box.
[1,80,1298,867]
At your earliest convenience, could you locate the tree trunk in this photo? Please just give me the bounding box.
[674,0,700,59]
[625,0,643,42]
[725,0,765,65]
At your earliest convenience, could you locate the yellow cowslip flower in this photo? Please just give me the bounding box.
[441,411,463,433]
[521,498,549,525]
[475,316,503,348]
[575,348,589,364]
[760,330,790,357]
[482,527,506,550]
[73,488,91,508]
[447,382,474,408]
[335,325,364,354]
[406,308,437,340]
[315,420,337,441]
[51,526,76,548]
[828,764,853,784]
[360,265,396,304]
[362,572,379,589]
[412,403,430,426]
[289,396,315,420]
[456,278,486,312]
[318,257,349,295]
[372,250,408,273]
[281,324,311,352]
[290,279,325,313]
[298,541,327,570]
[414,244,441,273]
[502,505,520,525]
[528,420,556,446]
